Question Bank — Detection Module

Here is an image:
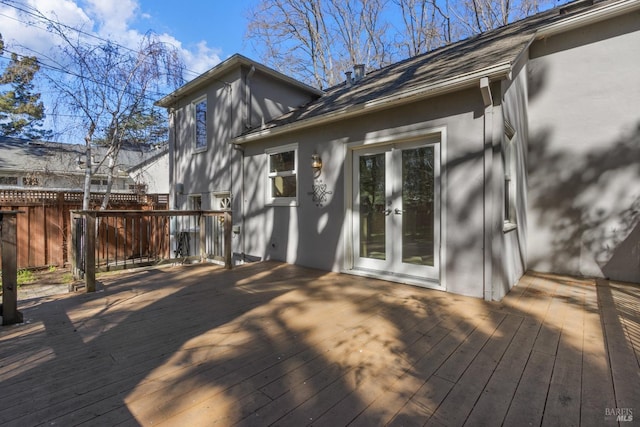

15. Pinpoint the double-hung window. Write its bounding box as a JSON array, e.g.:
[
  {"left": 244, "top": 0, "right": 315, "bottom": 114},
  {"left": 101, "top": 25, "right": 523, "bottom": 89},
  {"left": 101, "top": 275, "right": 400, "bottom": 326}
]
[
  {"left": 194, "top": 96, "right": 207, "bottom": 152},
  {"left": 266, "top": 144, "right": 298, "bottom": 206}
]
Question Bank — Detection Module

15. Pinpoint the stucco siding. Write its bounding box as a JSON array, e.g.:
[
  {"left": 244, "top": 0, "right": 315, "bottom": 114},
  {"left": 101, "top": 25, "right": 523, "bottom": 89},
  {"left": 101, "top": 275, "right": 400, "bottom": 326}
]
[
  {"left": 171, "top": 72, "right": 241, "bottom": 210},
  {"left": 494, "top": 61, "right": 529, "bottom": 300},
  {"left": 527, "top": 11, "right": 640, "bottom": 282},
  {"left": 247, "top": 70, "right": 320, "bottom": 130},
  {"left": 240, "top": 88, "right": 489, "bottom": 298}
]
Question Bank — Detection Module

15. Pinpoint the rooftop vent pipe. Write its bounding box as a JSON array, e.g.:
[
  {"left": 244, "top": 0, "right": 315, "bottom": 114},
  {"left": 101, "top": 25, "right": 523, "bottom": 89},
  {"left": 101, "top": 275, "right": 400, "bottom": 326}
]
[
  {"left": 345, "top": 71, "right": 353, "bottom": 87},
  {"left": 354, "top": 64, "right": 365, "bottom": 81}
]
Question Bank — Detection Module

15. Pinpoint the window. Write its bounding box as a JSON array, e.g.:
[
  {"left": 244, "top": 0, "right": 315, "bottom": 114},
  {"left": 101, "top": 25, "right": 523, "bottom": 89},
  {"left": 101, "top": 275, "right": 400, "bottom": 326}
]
[
  {"left": 189, "top": 194, "right": 202, "bottom": 210},
  {"left": 0, "top": 176, "right": 18, "bottom": 185},
  {"left": 129, "top": 184, "right": 147, "bottom": 193},
  {"left": 23, "top": 177, "right": 39, "bottom": 186},
  {"left": 194, "top": 97, "right": 207, "bottom": 151},
  {"left": 266, "top": 144, "right": 298, "bottom": 206},
  {"left": 503, "top": 122, "right": 517, "bottom": 231},
  {"left": 214, "top": 191, "right": 232, "bottom": 211}
]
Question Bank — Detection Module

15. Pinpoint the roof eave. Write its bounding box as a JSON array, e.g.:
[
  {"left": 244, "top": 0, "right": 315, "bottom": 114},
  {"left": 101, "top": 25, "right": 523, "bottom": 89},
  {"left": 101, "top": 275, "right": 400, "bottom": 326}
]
[
  {"left": 232, "top": 62, "right": 513, "bottom": 145},
  {"left": 156, "top": 54, "right": 324, "bottom": 108},
  {"left": 536, "top": 0, "right": 640, "bottom": 38}
]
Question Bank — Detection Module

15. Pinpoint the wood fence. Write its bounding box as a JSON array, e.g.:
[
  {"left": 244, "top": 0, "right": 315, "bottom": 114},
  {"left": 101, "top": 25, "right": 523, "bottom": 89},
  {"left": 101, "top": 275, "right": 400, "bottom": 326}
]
[{"left": 0, "top": 190, "right": 168, "bottom": 269}]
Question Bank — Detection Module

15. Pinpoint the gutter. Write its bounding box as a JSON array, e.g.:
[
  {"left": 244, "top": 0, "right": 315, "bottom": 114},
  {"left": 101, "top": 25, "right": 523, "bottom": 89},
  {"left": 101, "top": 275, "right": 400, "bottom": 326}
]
[
  {"left": 232, "top": 62, "right": 513, "bottom": 144},
  {"left": 156, "top": 54, "right": 323, "bottom": 108},
  {"left": 536, "top": 0, "right": 640, "bottom": 38}
]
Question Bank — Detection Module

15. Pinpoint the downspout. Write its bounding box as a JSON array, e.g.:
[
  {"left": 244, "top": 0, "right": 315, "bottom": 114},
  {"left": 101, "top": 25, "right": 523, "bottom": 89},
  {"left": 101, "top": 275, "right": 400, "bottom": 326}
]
[
  {"left": 233, "top": 66, "right": 254, "bottom": 262},
  {"left": 169, "top": 108, "right": 177, "bottom": 210},
  {"left": 233, "top": 143, "right": 246, "bottom": 261},
  {"left": 480, "top": 76, "right": 494, "bottom": 301}
]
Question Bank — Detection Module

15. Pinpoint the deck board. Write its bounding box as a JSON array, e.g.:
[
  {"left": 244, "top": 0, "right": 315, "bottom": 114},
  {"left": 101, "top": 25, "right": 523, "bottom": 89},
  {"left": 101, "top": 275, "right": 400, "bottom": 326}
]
[{"left": 1, "top": 263, "right": 638, "bottom": 426}]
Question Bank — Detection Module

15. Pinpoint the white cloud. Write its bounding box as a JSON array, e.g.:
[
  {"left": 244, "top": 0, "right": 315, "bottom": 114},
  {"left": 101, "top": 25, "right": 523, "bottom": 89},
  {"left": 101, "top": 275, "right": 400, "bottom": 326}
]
[
  {"left": 160, "top": 37, "right": 222, "bottom": 77},
  {"left": 0, "top": 0, "right": 221, "bottom": 80},
  {"left": 0, "top": 0, "right": 91, "bottom": 56}
]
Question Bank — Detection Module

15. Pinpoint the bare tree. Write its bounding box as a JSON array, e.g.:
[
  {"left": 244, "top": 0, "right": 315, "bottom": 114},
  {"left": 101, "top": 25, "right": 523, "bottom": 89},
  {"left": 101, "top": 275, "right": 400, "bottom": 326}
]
[
  {"left": 246, "top": 0, "right": 555, "bottom": 87},
  {"left": 247, "top": 0, "right": 390, "bottom": 88},
  {"left": 44, "top": 27, "right": 183, "bottom": 210},
  {"left": 393, "top": 0, "right": 452, "bottom": 57},
  {"left": 326, "top": 0, "right": 391, "bottom": 78},
  {"left": 451, "top": 0, "right": 553, "bottom": 35}
]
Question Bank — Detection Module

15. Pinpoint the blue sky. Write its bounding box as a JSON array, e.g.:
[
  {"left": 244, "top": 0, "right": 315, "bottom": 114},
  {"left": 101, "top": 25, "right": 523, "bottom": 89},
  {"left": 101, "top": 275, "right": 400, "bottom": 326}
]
[
  {"left": 0, "top": 0, "right": 255, "bottom": 81},
  {"left": 0, "top": 0, "right": 256, "bottom": 140},
  {"left": 135, "top": 0, "right": 255, "bottom": 75},
  {"left": 136, "top": 0, "right": 253, "bottom": 59}
]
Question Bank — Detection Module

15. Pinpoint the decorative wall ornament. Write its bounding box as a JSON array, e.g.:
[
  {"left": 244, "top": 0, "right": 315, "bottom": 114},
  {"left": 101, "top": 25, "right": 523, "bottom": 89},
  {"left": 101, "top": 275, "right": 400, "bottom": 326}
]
[{"left": 308, "top": 179, "right": 333, "bottom": 207}]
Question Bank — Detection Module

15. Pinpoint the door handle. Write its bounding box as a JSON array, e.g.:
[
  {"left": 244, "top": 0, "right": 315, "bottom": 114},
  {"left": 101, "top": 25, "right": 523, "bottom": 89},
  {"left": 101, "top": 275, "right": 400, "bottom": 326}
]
[
  {"left": 383, "top": 209, "right": 392, "bottom": 216},
  {"left": 394, "top": 208, "right": 404, "bottom": 215}
]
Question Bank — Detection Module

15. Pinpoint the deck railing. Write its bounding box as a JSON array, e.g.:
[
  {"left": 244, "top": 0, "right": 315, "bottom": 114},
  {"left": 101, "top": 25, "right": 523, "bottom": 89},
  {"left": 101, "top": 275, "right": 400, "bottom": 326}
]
[{"left": 71, "top": 210, "right": 232, "bottom": 292}]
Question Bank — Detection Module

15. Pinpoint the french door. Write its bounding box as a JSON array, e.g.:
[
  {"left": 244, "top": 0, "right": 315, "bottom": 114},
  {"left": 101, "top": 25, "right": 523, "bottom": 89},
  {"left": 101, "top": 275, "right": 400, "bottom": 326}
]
[{"left": 352, "top": 141, "right": 440, "bottom": 283}]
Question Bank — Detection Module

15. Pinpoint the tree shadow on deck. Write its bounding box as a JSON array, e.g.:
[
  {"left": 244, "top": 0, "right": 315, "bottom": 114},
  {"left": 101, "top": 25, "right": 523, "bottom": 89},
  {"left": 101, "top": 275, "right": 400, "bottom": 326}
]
[{"left": 0, "top": 263, "right": 638, "bottom": 426}]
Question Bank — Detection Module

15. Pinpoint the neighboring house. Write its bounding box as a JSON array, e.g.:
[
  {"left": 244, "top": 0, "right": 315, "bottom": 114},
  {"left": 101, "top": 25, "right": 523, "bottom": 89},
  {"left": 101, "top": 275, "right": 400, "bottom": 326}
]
[
  {"left": 127, "top": 146, "right": 170, "bottom": 194},
  {"left": 0, "top": 137, "right": 168, "bottom": 194},
  {"left": 157, "top": 0, "right": 640, "bottom": 300}
]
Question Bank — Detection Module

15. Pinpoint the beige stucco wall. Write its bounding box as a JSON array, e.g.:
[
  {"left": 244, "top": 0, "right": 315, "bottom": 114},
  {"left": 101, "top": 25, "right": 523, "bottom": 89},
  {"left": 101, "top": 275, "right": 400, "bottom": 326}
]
[
  {"left": 239, "top": 87, "right": 492, "bottom": 298},
  {"left": 169, "top": 65, "right": 318, "bottom": 205},
  {"left": 493, "top": 60, "right": 530, "bottom": 300},
  {"left": 527, "top": 11, "right": 640, "bottom": 282}
]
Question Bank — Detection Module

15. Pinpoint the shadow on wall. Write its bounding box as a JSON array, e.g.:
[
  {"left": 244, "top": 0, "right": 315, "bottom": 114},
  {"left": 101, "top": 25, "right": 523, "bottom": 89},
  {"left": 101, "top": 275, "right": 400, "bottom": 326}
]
[{"left": 528, "top": 122, "right": 640, "bottom": 283}]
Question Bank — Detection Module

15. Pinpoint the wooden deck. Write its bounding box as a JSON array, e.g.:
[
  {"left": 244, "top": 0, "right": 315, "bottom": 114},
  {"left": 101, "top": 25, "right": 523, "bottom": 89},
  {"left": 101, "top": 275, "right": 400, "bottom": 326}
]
[{"left": 1, "top": 262, "right": 638, "bottom": 426}]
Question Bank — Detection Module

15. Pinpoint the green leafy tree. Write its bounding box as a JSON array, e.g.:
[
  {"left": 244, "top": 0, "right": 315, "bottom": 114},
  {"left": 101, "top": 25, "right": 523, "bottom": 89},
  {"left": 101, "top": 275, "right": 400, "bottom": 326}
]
[{"left": 0, "top": 33, "right": 51, "bottom": 139}]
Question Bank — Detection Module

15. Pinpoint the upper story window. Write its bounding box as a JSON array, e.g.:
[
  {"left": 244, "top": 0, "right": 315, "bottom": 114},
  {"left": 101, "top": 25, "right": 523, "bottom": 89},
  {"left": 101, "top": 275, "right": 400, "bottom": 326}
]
[
  {"left": 266, "top": 144, "right": 298, "bottom": 206},
  {"left": 0, "top": 176, "right": 18, "bottom": 185},
  {"left": 23, "top": 177, "right": 39, "bottom": 186},
  {"left": 194, "top": 96, "right": 207, "bottom": 152},
  {"left": 189, "top": 194, "right": 202, "bottom": 210}
]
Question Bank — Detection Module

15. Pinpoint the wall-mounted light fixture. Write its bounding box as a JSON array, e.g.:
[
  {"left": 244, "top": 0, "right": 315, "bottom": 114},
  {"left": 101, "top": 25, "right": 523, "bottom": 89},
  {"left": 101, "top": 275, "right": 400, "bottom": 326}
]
[{"left": 311, "top": 153, "right": 322, "bottom": 170}]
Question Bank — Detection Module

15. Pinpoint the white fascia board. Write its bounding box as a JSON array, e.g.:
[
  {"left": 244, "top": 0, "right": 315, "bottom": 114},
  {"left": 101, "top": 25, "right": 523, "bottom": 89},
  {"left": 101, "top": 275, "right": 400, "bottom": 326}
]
[
  {"left": 156, "top": 54, "right": 323, "bottom": 108},
  {"left": 536, "top": 0, "right": 640, "bottom": 38},
  {"left": 0, "top": 167, "right": 86, "bottom": 177},
  {"left": 232, "top": 62, "right": 513, "bottom": 145}
]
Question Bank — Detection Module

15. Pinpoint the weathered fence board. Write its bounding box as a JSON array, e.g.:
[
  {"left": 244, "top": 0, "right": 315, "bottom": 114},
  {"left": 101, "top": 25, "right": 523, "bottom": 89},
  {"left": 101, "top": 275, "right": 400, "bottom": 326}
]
[
  {"left": 0, "top": 190, "right": 168, "bottom": 269},
  {"left": 1, "top": 211, "right": 23, "bottom": 325}
]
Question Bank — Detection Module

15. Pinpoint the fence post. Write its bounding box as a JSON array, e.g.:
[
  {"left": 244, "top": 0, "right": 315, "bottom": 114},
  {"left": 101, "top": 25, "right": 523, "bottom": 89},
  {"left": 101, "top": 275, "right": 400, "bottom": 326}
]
[
  {"left": 70, "top": 211, "right": 78, "bottom": 279},
  {"left": 224, "top": 211, "right": 232, "bottom": 269},
  {"left": 85, "top": 212, "right": 96, "bottom": 292},
  {"left": 1, "top": 211, "right": 23, "bottom": 325}
]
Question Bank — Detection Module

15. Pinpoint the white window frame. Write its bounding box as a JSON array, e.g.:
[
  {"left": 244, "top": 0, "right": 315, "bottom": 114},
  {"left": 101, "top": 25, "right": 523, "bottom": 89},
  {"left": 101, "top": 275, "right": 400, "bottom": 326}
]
[
  {"left": 503, "top": 122, "right": 517, "bottom": 232},
  {"left": 266, "top": 143, "right": 298, "bottom": 206},
  {"left": 193, "top": 96, "right": 208, "bottom": 153},
  {"left": 213, "top": 191, "right": 232, "bottom": 211},
  {"left": 189, "top": 194, "right": 202, "bottom": 210}
]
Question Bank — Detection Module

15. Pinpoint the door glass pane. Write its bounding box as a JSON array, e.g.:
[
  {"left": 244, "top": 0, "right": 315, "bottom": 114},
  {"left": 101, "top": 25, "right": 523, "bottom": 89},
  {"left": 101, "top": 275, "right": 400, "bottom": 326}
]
[
  {"left": 402, "top": 147, "right": 434, "bottom": 266},
  {"left": 359, "top": 153, "right": 386, "bottom": 260}
]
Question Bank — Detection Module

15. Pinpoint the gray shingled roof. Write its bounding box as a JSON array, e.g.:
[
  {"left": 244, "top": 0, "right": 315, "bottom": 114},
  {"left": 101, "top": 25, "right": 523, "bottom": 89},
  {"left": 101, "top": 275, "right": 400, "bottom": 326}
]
[
  {"left": 0, "top": 137, "right": 162, "bottom": 176},
  {"left": 239, "top": 0, "right": 613, "bottom": 137}
]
